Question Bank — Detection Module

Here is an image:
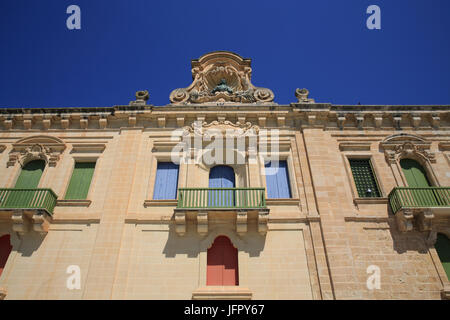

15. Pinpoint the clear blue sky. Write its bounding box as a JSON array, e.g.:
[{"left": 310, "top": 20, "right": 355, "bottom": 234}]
[{"left": 1, "top": 0, "right": 449, "bottom": 108}]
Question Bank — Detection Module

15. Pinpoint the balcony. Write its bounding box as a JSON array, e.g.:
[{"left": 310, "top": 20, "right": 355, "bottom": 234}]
[
  {"left": 388, "top": 187, "right": 450, "bottom": 232},
  {"left": 177, "top": 188, "right": 266, "bottom": 209},
  {"left": 175, "top": 188, "right": 269, "bottom": 236},
  {"left": 0, "top": 188, "right": 57, "bottom": 234}
]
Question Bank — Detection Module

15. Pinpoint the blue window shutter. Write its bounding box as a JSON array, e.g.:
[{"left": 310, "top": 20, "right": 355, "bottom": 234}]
[
  {"left": 209, "top": 166, "right": 235, "bottom": 188},
  {"left": 265, "top": 160, "right": 292, "bottom": 199},
  {"left": 208, "top": 166, "right": 235, "bottom": 207},
  {"left": 265, "top": 161, "right": 279, "bottom": 199},
  {"left": 153, "top": 162, "right": 179, "bottom": 200}
]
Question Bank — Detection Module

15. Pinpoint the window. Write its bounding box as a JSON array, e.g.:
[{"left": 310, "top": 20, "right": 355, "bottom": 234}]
[
  {"left": 435, "top": 233, "right": 450, "bottom": 280},
  {"left": 207, "top": 236, "right": 238, "bottom": 286},
  {"left": 265, "top": 160, "right": 292, "bottom": 199},
  {"left": 400, "top": 159, "right": 431, "bottom": 187},
  {"left": 153, "top": 162, "right": 179, "bottom": 200},
  {"left": 0, "top": 235, "right": 12, "bottom": 278},
  {"left": 349, "top": 159, "right": 381, "bottom": 198},
  {"left": 15, "top": 160, "right": 45, "bottom": 188},
  {"left": 208, "top": 165, "right": 235, "bottom": 207},
  {"left": 65, "top": 162, "right": 96, "bottom": 200}
]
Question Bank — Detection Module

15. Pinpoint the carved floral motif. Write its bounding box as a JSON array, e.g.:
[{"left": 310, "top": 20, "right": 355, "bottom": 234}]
[
  {"left": 182, "top": 120, "right": 259, "bottom": 139},
  {"left": 380, "top": 134, "right": 435, "bottom": 164},
  {"left": 7, "top": 136, "right": 66, "bottom": 167}
]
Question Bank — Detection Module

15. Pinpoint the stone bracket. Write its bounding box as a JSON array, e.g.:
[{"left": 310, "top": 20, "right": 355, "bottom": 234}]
[
  {"left": 395, "top": 208, "right": 435, "bottom": 233},
  {"left": 236, "top": 211, "right": 248, "bottom": 235},
  {"left": 11, "top": 210, "right": 52, "bottom": 235},
  {"left": 197, "top": 210, "right": 208, "bottom": 236},
  {"left": 258, "top": 210, "right": 269, "bottom": 235},
  {"left": 417, "top": 209, "right": 434, "bottom": 232},
  {"left": 395, "top": 209, "right": 414, "bottom": 232},
  {"left": 174, "top": 209, "right": 270, "bottom": 236},
  {"left": 175, "top": 211, "right": 186, "bottom": 236}
]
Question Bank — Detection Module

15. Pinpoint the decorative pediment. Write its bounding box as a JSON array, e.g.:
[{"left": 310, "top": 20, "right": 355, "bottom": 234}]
[
  {"left": 169, "top": 51, "right": 275, "bottom": 105},
  {"left": 380, "top": 134, "right": 435, "bottom": 164},
  {"left": 7, "top": 135, "right": 66, "bottom": 167}
]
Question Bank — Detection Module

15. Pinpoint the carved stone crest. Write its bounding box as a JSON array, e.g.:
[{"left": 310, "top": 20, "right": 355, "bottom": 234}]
[
  {"left": 129, "top": 90, "right": 149, "bottom": 106},
  {"left": 169, "top": 51, "right": 275, "bottom": 104},
  {"left": 380, "top": 134, "right": 435, "bottom": 164},
  {"left": 295, "top": 88, "right": 315, "bottom": 103},
  {"left": 7, "top": 136, "right": 66, "bottom": 167},
  {"left": 182, "top": 120, "right": 259, "bottom": 139}
]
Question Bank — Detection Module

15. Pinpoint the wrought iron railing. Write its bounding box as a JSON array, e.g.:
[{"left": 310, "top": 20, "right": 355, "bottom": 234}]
[
  {"left": 0, "top": 188, "right": 58, "bottom": 215},
  {"left": 177, "top": 188, "right": 266, "bottom": 209},
  {"left": 388, "top": 187, "right": 450, "bottom": 214}
]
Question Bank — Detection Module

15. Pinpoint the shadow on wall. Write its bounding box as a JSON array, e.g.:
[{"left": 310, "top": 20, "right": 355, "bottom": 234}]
[
  {"left": 17, "top": 232, "right": 47, "bottom": 257},
  {"left": 387, "top": 219, "right": 430, "bottom": 254},
  {"left": 162, "top": 223, "right": 266, "bottom": 258}
]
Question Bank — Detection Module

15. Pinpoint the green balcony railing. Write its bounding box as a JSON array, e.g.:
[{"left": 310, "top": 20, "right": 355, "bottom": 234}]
[
  {"left": 388, "top": 187, "right": 450, "bottom": 215},
  {"left": 177, "top": 188, "right": 266, "bottom": 209},
  {"left": 0, "top": 188, "right": 58, "bottom": 215}
]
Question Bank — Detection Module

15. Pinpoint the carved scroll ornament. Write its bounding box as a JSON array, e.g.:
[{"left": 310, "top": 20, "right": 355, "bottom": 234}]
[{"left": 169, "top": 51, "right": 275, "bottom": 104}]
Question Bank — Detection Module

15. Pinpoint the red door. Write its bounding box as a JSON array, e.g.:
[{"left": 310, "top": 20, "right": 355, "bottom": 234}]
[
  {"left": 207, "top": 236, "right": 238, "bottom": 286},
  {"left": 0, "top": 235, "right": 12, "bottom": 277}
]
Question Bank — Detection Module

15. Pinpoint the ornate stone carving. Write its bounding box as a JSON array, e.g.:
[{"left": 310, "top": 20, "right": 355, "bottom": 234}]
[
  {"left": 7, "top": 135, "right": 66, "bottom": 167},
  {"left": 129, "top": 90, "right": 149, "bottom": 106},
  {"left": 236, "top": 211, "right": 248, "bottom": 235},
  {"left": 197, "top": 210, "right": 208, "bottom": 236},
  {"left": 183, "top": 120, "right": 259, "bottom": 139},
  {"left": 380, "top": 134, "right": 435, "bottom": 164},
  {"left": 417, "top": 209, "right": 434, "bottom": 232},
  {"left": 175, "top": 211, "right": 186, "bottom": 236},
  {"left": 395, "top": 209, "right": 414, "bottom": 232},
  {"left": 169, "top": 51, "right": 275, "bottom": 104},
  {"left": 258, "top": 210, "right": 269, "bottom": 235},
  {"left": 295, "top": 88, "right": 315, "bottom": 103},
  {"left": 394, "top": 142, "right": 435, "bottom": 163}
]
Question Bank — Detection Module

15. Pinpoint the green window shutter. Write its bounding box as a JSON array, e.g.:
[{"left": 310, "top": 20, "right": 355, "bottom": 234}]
[
  {"left": 349, "top": 159, "right": 381, "bottom": 198},
  {"left": 14, "top": 160, "right": 45, "bottom": 189},
  {"left": 435, "top": 233, "right": 450, "bottom": 280},
  {"left": 65, "top": 162, "right": 96, "bottom": 200},
  {"left": 400, "top": 159, "right": 431, "bottom": 187}
]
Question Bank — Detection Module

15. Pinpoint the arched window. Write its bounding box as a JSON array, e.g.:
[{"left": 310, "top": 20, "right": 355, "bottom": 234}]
[
  {"left": 208, "top": 166, "right": 235, "bottom": 207},
  {"left": 15, "top": 160, "right": 45, "bottom": 189},
  {"left": 400, "top": 159, "right": 431, "bottom": 188},
  {"left": 0, "top": 235, "right": 12, "bottom": 277},
  {"left": 435, "top": 233, "right": 450, "bottom": 280},
  {"left": 207, "top": 236, "right": 239, "bottom": 286}
]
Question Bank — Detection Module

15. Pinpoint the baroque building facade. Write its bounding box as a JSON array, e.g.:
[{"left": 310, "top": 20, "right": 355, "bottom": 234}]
[{"left": 0, "top": 51, "right": 449, "bottom": 300}]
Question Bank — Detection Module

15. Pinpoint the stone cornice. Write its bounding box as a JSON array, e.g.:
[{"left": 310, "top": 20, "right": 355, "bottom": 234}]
[{"left": 0, "top": 103, "right": 448, "bottom": 131}]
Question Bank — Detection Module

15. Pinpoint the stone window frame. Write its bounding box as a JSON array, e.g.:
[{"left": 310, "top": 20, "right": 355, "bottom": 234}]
[
  {"left": 259, "top": 151, "right": 300, "bottom": 201},
  {"left": 197, "top": 227, "right": 248, "bottom": 288},
  {"left": 146, "top": 153, "right": 184, "bottom": 203},
  {"left": 380, "top": 135, "right": 440, "bottom": 188},
  {"left": 8, "top": 157, "right": 50, "bottom": 189},
  {"left": 341, "top": 153, "right": 386, "bottom": 202},
  {"left": 57, "top": 156, "right": 100, "bottom": 207}
]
